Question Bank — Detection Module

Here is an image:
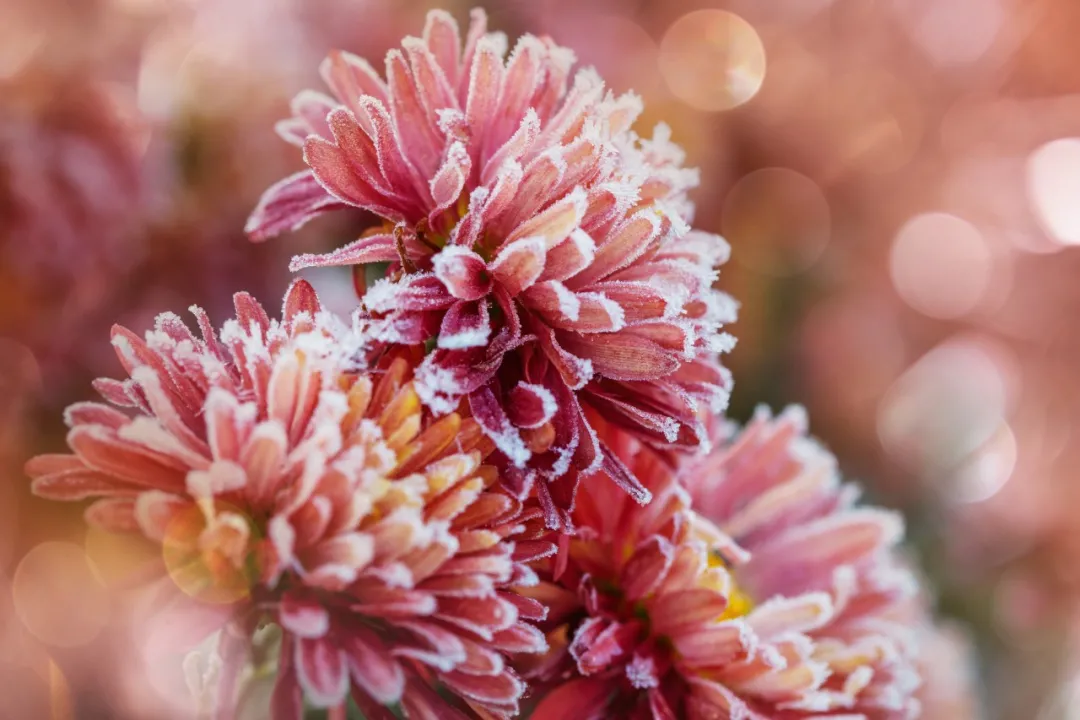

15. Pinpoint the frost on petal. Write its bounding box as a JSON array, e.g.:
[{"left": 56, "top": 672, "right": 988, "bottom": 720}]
[
  {"left": 288, "top": 89, "right": 337, "bottom": 142},
  {"left": 432, "top": 246, "right": 492, "bottom": 301},
  {"left": 469, "top": 386, "right": 530, "bottom": 469},
  {"left": 522, "top": 281, "right": 581, "bottom": 323},
  {"left": 422, "top": 10, "right": 463, "bottom": 85},
  {"left": 504, "top": 186, "right": 588, "bottom": 249},
  {"left": 438, "top": 300, "right": 491, "bottom": 349},
  {"left": 429, "top": 141, "right": 471, "bottom": 224},
  {"left": 569, "top": 210, "right": 663, "bottom": 287},
  {"left": 538, "top": 228, "right": 595, "bottom": 283},
  {"left": 464, "top": 36, "right": 505, "bottom": 162},
  {"left": 288, "top": 233, "right": 398, "bottom": 271},
  {"left": 560, "top": 331, "right": 679, "bottom": 382},
  {"left": 489, "top": 236, "right": 547, "bottom": 296},
  {"left": 506, "top": 382, "right": 557, "bottom": 429},
  {"left": 482, "top": 108, "right": 540, "bottom": 185},
  {"left": 245, "top": 171, "right": 345, "bottom": 242},
  {"left": 319, "top": 50, "right": 389, "bottom": 113}
]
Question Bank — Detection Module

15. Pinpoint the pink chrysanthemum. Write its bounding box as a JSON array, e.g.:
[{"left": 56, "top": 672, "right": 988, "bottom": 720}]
[
  {"left": 25, "top": 281, "right": 553, "bottom": 718},
  {"left": 680, "top": 407, "right": 924, "bottom": 718},
  {"left": 523, "top": 409, "right": 923, "bottom": 719},
  {"left": 246, "top": 8, "right": 736, "bottom": 524}
]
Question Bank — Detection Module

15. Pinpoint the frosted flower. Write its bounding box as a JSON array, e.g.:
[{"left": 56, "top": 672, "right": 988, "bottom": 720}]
[
  {"left": 25, "top": 281, "right": 552, "bottom": 718},
  {"left": 524, "top": 411, "right": 923, "bottom": 718},
  {"left": 247, "top": 8, "right": 736, "bottom": 524},
  {"left": 680, "top": 407, "right": 924, "bottom": 718}
]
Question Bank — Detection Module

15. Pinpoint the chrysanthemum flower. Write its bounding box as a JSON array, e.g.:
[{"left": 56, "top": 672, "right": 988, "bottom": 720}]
[
  {"left": 246, "top": 8, "right": 736, "bottom": 524},
  {"left": 524, "top": 409, "right": 923, "bottom": 719},
  {"left": 25, "top": 280, "right": 553, "bottom": 718}
]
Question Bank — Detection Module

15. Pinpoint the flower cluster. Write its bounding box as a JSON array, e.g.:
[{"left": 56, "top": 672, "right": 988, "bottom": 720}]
[
  {"left": 24, "top": 7, "right": 973, "bottom": 719},
  {"left": 247, "top": 8, "right": 736, "bottom": 527}
]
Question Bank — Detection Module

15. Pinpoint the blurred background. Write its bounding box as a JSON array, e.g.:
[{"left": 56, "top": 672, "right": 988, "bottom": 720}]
[{"left": 2, "top": 0, "right": 1079, "bottom": 716}]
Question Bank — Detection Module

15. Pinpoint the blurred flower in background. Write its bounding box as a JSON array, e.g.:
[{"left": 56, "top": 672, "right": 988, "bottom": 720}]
[{"left": 4, "top": 0, "right": 1080, "bottom": 717}]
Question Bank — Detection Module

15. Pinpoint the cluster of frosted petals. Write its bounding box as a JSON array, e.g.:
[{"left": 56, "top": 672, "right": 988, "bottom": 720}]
[
  {"left": 521, "top": 416, "right": 922, "bottom": 719},
  {"left": 25, "top": 281, "right": 554, "bottom": 718},
  {"left": 682, "top": 407, "right": 923, "bottom": 718},
  {"left": 245, "top": 8, "right": 736, "bottom": 524}
]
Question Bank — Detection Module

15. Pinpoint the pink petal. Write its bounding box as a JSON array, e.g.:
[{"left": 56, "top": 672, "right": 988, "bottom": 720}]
[
  {"left": 133, "top": 491, "right": 188, "bottom": 541},
  {"left": 747, "top": 594, "right": 834, "bottom": 638},
  {"left": 320, "top": 49, "right": 389, "bottom": 113},
  {"left": 63, "top": 402, "right": 129, "bottom": 429},
  {"left": 531, "top": 677, "right": 612, "bottom": 720},
  {"left": 432, "top": 246, "right": 492, "bottom": 301},
  {"left": 672, "top": 621, "right": 754, "bottom": 668},
  {"left": 341, "top": 626, "right": 406, "bottom": 705},
  {"left": 245, "top": 170, "right": 345, "bottom": 242},
  {"left": 295, "top": 637, "right": 349, "bottom": 708},
  {"left": 402, "top": 35, "right": 458, "bottom": 116},
  {"left": 490, "top": 237, "right": 547, "bottom": 296},
  {"left": 85, "top": 498, "right": 139, "bottom": 532},
  {"left": 288, "top": 234, "right": 398, "bottom": 271},
  {"left": 68, "top": 426, "right": 186, "bottom": 490},
  {"left": 621, "top": 535, "right": 674, "bottom": 601},
  {"left": 440, "top": 668, "right": 525, "bottom": 706},
  {"left": 437, "top": 300, "right": 491, "bottom": 350},
  {"left": 279, "top": 594, "right": 331, "bottom": 639},
  {"left": 537, "top": 228, "right": 595, "bottom": 282},
  {"left": 559, "top": 331, "right": 680, "bottom": 382},
  {"left": 522, "top": 280, "right": 581, "bottom": 323},
  {"left": 557, "top": 292, "right": 625, "bottom": 333},
  {"left": 506, "top": 382, "right": 557, "bottom": 429},
  {"left": 464, "top": 36, "right": 505, "bottom": 162},
  {"left": 271, "top": 637, "right": 304, "bottom": 720},
  {"left": 485, "top": 36, "right": 544, "bottom": 155},
  {"left": 287, "top": 89, "right": 337, "bottom": 142},
  {"left": 435, "top": 594, "right": 518, "bottom": 641},
  {"left": 569, "top": 211, "right": 663, "bottom": 287},
  {"left": 649, "top": 589, "right": 731, "bottom": 637},
  {"left": 422, "top": 10, "right": 463, "bottom": 85},
  {"left": 386, "top": 49, "right": 443, "bottom": 178},
  {"left": 31, "top": 469, "right": 136, "bottom": 501},
  {"left": 469, "top": 387, "right": 530, "bottom": 468},
  {"left": 303, "top": 137, "right": 403, "bottom": 221},
  {"left": 599, "top": 443, "right": 652, "bottom": 505},
  {"left": 482, "top": 108, "right": 540, "bottom": 184},
  {"left": 429, "top": 141, "right": 471, "bottom": 225},
  {"left": 504, "top": 185, "right": 587, "bottom": 249},
  {"left": 532, "top": 322, "right": 593, "bottom": 390},
  {"left": 489, "top": 623, "right": 549, "bottom": 654},
  {"left": 586, "top": 280, "right": 671, "bottom": 322},
  {"left": 570, "top": 617, "right": 639, "bottom": 675}
]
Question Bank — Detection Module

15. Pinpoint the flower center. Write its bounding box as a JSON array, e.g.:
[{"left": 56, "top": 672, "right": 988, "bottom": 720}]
[
  {"left": 708, "top": 549, "right": 754, "bottom": 621},
  {"left": 162, "top": 502, "right": 260, "bottom": 606}
]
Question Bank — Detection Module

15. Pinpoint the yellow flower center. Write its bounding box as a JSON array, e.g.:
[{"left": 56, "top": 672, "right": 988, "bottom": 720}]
[{"left": 708, "top": 549, "right": 754, "bottom": 621}]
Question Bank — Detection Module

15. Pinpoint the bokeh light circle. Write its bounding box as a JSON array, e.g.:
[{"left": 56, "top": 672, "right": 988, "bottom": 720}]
[
  {"left": 950, "top": 422, "right": 1017, "bottom": 504},
  {"left": 890, "top": 0, "right": 1004, "bottom": 67},
  {"left": 12, "top": 542, "right": 108, "bottom": 648},
  {"left": 889, "top": 212, "right": 992, "bottom": 319},
  {"left": 722, "top": 167, "right": 831, "bottom": 276},
  {"left": 659, "top": 10, "right": 766, "bottom": 112},
  {"left": 878, "top": 337, "right": 1018, "bottom": 474},
  {"left": 1027, "top": 138, "right": 1080, "bottom": 248}
]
